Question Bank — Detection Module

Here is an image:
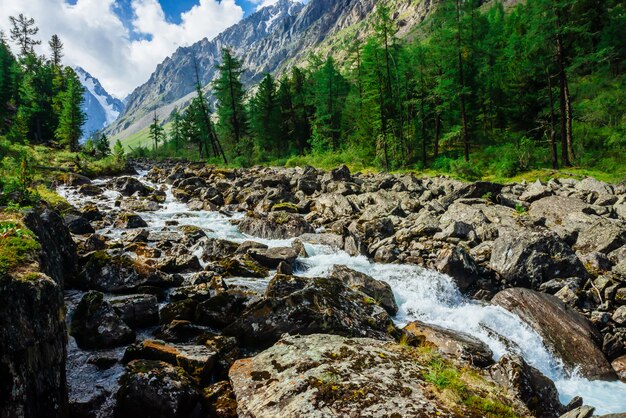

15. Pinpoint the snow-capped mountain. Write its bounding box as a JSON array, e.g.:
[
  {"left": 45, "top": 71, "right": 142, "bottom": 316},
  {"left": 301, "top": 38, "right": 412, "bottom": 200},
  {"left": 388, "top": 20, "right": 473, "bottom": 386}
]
[{"left": 75, "top": 66, "right": 124, "bottom": 140}]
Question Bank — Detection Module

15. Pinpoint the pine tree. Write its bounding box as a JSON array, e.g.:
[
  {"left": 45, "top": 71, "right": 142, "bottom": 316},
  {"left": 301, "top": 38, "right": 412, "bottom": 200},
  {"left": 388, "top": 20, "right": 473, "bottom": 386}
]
[
  {"left": 250, "top": 73, "right": 282, "bottom": 158},
  {"left": 95, "top": 133, "right": 110, "bottom": 157},
  {"left": 48, "top": 35, "right": 63, "bottom": 68},
  {"left": 309, "top": 57, "right": 349, "bottom": 152},
  {"left": 149, "top": 111, "right": 164, "bottom": 151},
  {"left": 55, "top": 67, "right": 85, "bottom": 151},
  {"left": 9, "top": 14, "right": 41, "bottom": 56},
  {"left": 169, "top": 107, "right": 183, "bottom": 156},
  {"left": 113, "top": 140, "right": 125, "bottom": 163},
  {"left": 213, "top": 48, "right": 248, "bottom": 158}
]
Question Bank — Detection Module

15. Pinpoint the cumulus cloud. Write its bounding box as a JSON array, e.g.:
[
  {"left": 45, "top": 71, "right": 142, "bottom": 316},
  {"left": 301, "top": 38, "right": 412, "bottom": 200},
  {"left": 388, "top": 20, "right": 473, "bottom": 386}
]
[{"left": 0, "top": 0, "right": 244, "bottom": 98}]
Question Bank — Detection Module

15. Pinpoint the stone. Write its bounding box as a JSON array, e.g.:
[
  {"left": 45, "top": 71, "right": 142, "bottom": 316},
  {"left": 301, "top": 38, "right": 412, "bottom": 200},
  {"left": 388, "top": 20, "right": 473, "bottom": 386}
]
[
  {"left": 24, "top": 209, "right": 77, "bottom": 287},
  {"left": 489, "top": 355, "right": 564, "bottom": 418},
  {"left": 157, "top": 254, "right": 201, "bottom": 274},
  {"left": 329, "top": 265, "right": 398, "bottom": 315},
  {"left": 0, "top": 272, "right": 67, "bottom": 418},
  {"left": 223, "top": 275, "right": 393, "bottom": 348},
  {"left": 202, "top": 238, "right": 239, "bottom": 262},
  {"left": 520, "top": 179, "right": 553, "bottom": 203},
  {"left": 114, "top": 212, "right": 148, "bottom": 229},
  {"left": 490, "top": 229, "right": 588, "bottom": 289},
  {"left": 220, "top": 255, "right": 268, "bottom": 278},
  {"left": 574, "top": 220, "right": 626, "bottom": 255},
  {"left": 195, "top": 291, "right": 253, "bottom": 329},
  {"left": 612, "top": 355, "right": 626, "bottom": 382},
  {"left": 109, "top": 294, "right": 159, "bottom": 328},
  {"left": 64, "top": 214, "right": 95, "bottom": 235},
  {"left": 248, "top": 246, "right": 298, "bottom": 268},
  {"left": 492, "top": 288, "right": 615, "bottom": 379},
  {"left": 613, "top": 306, "right": 626, "bottom": 325},
  {"left": 238, "top": 211, "right": 314, "bottom": 239},
  {"left": 114, "top": 360, "right": 203, "bottom": 418},
  {"left": 229, "top": 333, "right": 528, "bottom": 418},
  {"left": 558, "top": 406, "right": 595, "bottom": 418},
  {"left": 435, "top": 246, "right": 479, "bottom": 293},
  {"left": 106, "top": 176, "right": 154, "bottom": 197},
  {"left": 203, "top": 381, "right": 238, "bottom": 418},
  {"left": 123, "top": 340, "right": 216, "bottom": 382},
  {"left": 70, "top": 291, "right": 135, "bottom": 349},
  {"left": 404, "top": 321, "right": 493, "bottom": 367}
]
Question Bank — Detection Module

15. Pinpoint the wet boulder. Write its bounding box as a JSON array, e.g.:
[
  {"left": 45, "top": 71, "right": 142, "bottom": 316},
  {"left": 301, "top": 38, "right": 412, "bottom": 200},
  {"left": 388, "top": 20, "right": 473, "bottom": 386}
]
[
  {"left": 114, "top": 212, "right": 148, "bottom": 229},
  {"left": 114, "top": 360, "right": 203, "bottom": 418},
  {"left": 248, "top": 246, "right": 298, "bottom": 269},
  {"left": 329, "top": 265, "right": 398, "bottom": 315},
  {"left": 123, "top": 340, "right": 216, "bottom": 383},
  {"left": 78, "top": 184, "right": 103, "bottom": 196},
  {"left": 220, "top": 254, "right": 268, "bottom": 278},
  {"left": 489, "top": 354, "right": 564, "bottom": 418},
  {"left": 70, "top": 291, "right": 135, "bottom": 349},
  {"left": 157, "top": 254, "right": 201, "bottom": 274},
  {"left": 109, "top": 294, "right": 159, "bottom": 328},
  {"left": 435, "top": 246, "right": 480, "bottom": 293},
  {"left": 492, "top": 288, "right": 616, "bottom": 379},
  {"left": 238, "top": 211, "right": 314, "bottom": 239},
  {"left": 490, "top": 229, "right": 588, "bottom": 289},
  {"left": 107, "top": 176, "right": 154, "bottom": 197},
  {"left": 195, "top": 291, "right": 255, "bottom": 329},
  {"left": 223, "top": 275, "right": 393, "bottom": 348},
  {"left": 64, "top": 214, "right": 95, "bottom": 235},
  {"left": 74, "top": 251, "right": 179, "bottom": 293},
  {"left": 404, "top": 321, "right": 493, "bottom": 367},
  {"left": 202, "top": 238, "right": 239, "bottom": 262}
]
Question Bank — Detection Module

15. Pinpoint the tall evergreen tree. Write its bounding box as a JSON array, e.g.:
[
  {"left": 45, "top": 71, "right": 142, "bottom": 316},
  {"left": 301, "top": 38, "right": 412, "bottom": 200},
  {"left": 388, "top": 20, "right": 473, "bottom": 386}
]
[
  {"left": 213, "top": 48, "right": 247, "bottom": 158},
  {"left": 48, "top": 34, "right": 63, "bottom": 68},
  {"left": 149, "top": 111, "right": 164, "bottom": 151},
  {"left": 250, "top": 73, "right": 282, "bottom": 158},
  {"left": 9, "top": 14, "right": 41, "bottom": 56},
  {"left": 55, "top": 67, "right": 85, "bottom": 151}
]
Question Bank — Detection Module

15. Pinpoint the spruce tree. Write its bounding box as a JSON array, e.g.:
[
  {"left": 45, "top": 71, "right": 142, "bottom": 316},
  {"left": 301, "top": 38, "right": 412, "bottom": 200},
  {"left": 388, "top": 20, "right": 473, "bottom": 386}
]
[
  {"left": 213, "top": 48, "right": 247, "bottom": 158},
  {"left": 48, "top": 35, "right": 63, "bottom": 68},
  {"left": 55, "top": 67, "right": 85, "bottom": 151},
  {"left": 250, "top": 73, "right": 281, "bottom": 158},
  {"left": 149, "top": 111, "right": 164, "bottom": 151}
]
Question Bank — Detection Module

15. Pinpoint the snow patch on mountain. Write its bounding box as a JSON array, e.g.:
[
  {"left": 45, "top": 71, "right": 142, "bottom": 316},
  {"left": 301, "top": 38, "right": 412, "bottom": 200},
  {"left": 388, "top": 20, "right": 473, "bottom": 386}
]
[{"left": 75, "top": 67, "right": 124, "bottom": 140}]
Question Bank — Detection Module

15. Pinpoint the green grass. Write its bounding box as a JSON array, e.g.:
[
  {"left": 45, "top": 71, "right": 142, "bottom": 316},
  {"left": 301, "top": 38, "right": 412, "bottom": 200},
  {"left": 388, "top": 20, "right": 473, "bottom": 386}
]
[{"left": 0, "top": 220, "right": 41, "bottom": 277}]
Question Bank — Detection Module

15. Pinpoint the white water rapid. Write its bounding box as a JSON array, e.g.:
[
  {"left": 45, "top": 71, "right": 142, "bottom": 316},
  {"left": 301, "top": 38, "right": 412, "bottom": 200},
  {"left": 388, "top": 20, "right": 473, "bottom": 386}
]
[{"left": 58, "top": 172, "right": 626, "bottom": 415}]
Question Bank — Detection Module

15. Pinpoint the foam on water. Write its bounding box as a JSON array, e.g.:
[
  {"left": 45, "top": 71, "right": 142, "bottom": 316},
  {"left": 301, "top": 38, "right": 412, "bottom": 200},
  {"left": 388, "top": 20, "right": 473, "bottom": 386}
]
[{"left": 57, "top": 173, "right": 626, "bottom": 415}]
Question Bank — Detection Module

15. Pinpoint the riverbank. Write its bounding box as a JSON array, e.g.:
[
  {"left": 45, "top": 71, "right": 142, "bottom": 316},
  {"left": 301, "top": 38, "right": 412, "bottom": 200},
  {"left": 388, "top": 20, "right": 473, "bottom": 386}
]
[{"left": 1, "top": 161, "right": 625, "bottom": 417}]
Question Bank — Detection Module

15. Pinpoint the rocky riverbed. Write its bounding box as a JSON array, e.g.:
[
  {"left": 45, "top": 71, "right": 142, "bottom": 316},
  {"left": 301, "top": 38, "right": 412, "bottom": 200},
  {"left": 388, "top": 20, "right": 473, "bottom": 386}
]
[{"left": 4, "top": 161, "right": 626, "bottom": 417}]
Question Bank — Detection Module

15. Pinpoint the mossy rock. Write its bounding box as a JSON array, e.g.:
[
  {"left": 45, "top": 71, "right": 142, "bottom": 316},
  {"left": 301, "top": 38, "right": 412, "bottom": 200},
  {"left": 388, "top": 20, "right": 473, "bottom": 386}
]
[{"left": 271, "top": 202, "right": 299, "bottom": 214}]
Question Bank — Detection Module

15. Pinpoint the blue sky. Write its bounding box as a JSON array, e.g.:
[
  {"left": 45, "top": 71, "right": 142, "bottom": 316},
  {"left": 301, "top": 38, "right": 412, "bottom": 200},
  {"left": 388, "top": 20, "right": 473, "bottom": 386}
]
[{"left": 0, "top": 0, "right": 281, "bottom": 97}]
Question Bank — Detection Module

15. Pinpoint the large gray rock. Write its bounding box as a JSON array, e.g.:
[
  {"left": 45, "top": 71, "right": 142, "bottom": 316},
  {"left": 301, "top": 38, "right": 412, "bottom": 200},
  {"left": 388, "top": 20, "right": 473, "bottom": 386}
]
[
  {"left": 404, "top": 321, "right": 493, "bottom": 367},
  {"left": 109, "top": 294, "right": 159, "bottom": 328},
  {"left": 490, "top": 229, "right": 588, "bottom": 288},
  {"left": 70, "top": 291, "right": 135, "bottom": 349},
  {"left": 0, "top": 272, "right": 68, "bottom": 418},
  {"left": 238, "top": 212, "right": 314, "bottom": 239},
  {"left": 223, "top": 275, "right": 393, "bottom": 348},
  {"left": 229, "top": 334, "right": 531, "bottom": 418},
  {"left": 492, "top": 288, "right": 616, "bottom": 379},
  {"left": 489, "top": 354, "right": 564, "bottom": 418},
  {"left": 329, "top": 265, "right": 398, "bottom": 315},
  {"left": 114, "top": 360, "right": 203, "bottom": 418}
]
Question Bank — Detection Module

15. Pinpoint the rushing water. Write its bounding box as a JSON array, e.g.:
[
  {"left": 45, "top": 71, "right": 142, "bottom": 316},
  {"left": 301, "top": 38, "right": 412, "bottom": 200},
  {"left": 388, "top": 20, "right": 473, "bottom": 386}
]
[{"left": 58, "top": 172, "right": 626, "bottom": 415}]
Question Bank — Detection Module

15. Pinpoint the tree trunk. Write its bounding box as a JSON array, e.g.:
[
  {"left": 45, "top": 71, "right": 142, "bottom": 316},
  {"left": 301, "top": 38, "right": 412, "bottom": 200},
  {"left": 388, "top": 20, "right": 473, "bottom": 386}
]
[
  {"left": 546, "top": 69, "right": 559, "bottom": 170},
  {"left": 564, "top": 76, "right": 575, "bottom": 162}
]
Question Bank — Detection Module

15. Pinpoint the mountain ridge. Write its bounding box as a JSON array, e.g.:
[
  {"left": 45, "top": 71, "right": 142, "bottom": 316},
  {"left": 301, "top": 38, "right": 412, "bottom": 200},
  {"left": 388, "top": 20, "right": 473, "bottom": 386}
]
[
  {"left": 107, "top": 0, "right": 435, "bottom": 143},
  {"left": 75, "top": 66, "right": 125, "bottom": 141}
]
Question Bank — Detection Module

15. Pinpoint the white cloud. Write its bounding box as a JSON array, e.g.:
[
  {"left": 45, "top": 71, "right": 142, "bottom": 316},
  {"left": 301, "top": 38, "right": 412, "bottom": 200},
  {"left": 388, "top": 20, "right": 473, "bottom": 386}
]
[{"left": 0, "top": 0, "right": 244, "bottom": 98}]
